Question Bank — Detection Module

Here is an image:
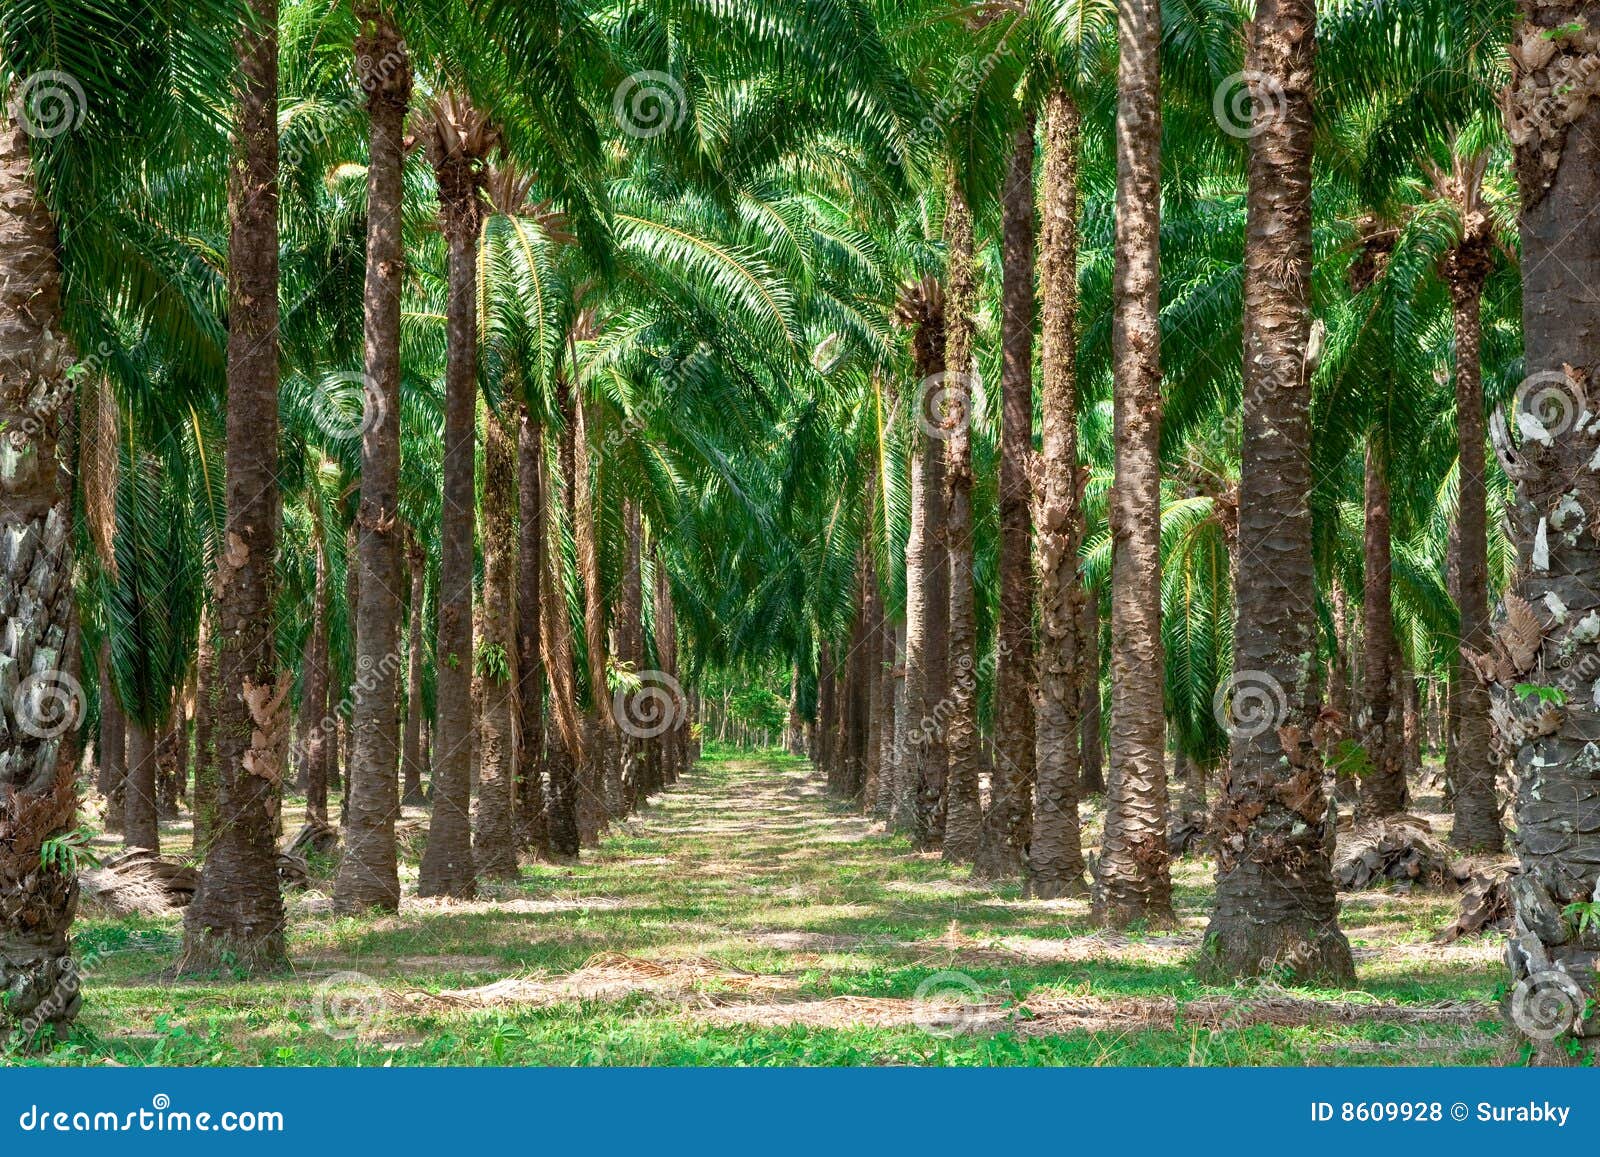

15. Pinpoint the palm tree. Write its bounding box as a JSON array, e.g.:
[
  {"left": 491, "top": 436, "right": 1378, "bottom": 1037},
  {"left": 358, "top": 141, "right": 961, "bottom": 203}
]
[
  {"left": 941, "top": 179, "right": 981, "bottom": 864},
  {"left": 1099, "top": 0, "right": 1171, "bottom": 928},
  {"left": 1495, "top": 0, "right": 1600, "bottom": 1060},
  {"left": 1428, "top": 147, "right": 1503, "bottom": 852},
  {"left": 474, "top": 399, "right": 521, "bottom": 878},
  {"left": 976, "top": 114, "right": 1039, "bottom": 880},
  {"left": 516, "top": 408, "right": 552, "bottom": 855},
  {"left": 333, "top": 4, "right": 413, "bottom": 916},
  {"left": 1197, "top": 0, "right": 1353, "bottom": 984},
  {"left": 1030, "top": 82, "right": 1091, "bottom": 899},
  {"left": 417, "top": 93, "right": 497, "bottom": 900},
  {"left": 182, "top": 0, "right": 291, "bottom": 975}
]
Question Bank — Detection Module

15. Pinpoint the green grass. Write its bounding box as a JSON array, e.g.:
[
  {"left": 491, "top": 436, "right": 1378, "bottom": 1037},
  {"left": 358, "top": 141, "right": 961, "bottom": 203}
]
[{"left": 10, "top": 751, "right": 1508, "bottom": 1066}]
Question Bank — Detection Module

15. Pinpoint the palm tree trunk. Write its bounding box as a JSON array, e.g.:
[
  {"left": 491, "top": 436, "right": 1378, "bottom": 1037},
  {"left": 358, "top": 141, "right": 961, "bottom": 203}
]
[
  {"left": 156, "top": 710, "right": 181, "bottom": 820},
  {"left": 182, "top": 0, "right": 290, "bottom": 974},
  {"left": 516, "top": 408, "right": 551, "bottom": 855},
  {"left": 334, "top": 9, "right": 411, "bottom": 914},
  {"left": 417, "top": 97, "right": 490, "bottom": 900},
  {"left": 472, "top": 406, "right": 521, "bottom": 878},
  {"left": 1198, "top": 0, "right": 1352, "bottom": 984},
  {"left": 618, "top": 500, "right": 644, "bottom": 809},
  {"left": 124, "top": 722, "right": 159, "bottom": 852},
  {"left": 937, "top": 179, "right": 980, "bottom": 861},
  {"left": 1359, "top": 435, "right": 1405, "bottom": 817},
  {"left": 1079, "top": 589, "right": 1105, "bottom": 794},
  {"left": 977, "top": 114, "right": 1039, "bottom": 880},
  {"left": 1446, "top": 231, "right": 1502, "bottom": 850},
  {"left": 98, "top": 643, "right": 126, "bottom": 833},
  {"left": 651, "top": 554, "right": 686, "bottom": 785},
  {"left": 303, "top": 534, "right": 332, "bottom": 825},
  {"left": 539, "top": 401, "right": 582, "bottom": 856},
  {"left": 572, "top": 390, "right": 616, "bottom": 838},
  {"left": 1495, "top": 1, "right": 1600, "bottom": 1059},
  {"left": 192, "top": 610, "right": 217, "bottom": 849},
  {"left": 934, "top": 174, "right": 979, "bottom": 857},
  {"left": 1029, "top": 86, "right": 1090, "bottom": 899},
  {"left": 1100, "top": 0, "right": 1172, "bottom": 927},
  {"left": 402, "top": 532, "right": 427, "bottom": 807},
  {"left": 0, "top": 95, "right": 81, "bottom": 1040}
]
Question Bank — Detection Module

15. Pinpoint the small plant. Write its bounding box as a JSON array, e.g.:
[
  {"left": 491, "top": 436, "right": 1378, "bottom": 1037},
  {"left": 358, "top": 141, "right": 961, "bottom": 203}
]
[
  {"left": 476, "top": 642, "right": 511, "bottom": 681},
  {"left": 1565, "top": 900, "right": 1600, "bottom": 938},
  {"left": 40, "top": 827, "right": 100, "bottom": 874},
  {"left": 1514, "top": 683, "right": 1567, "bottom": 706}
]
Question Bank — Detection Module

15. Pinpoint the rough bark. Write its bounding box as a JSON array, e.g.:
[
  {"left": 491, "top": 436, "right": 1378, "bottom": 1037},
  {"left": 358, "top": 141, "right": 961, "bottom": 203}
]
[
  {"left": 301, "top": 533, "right": 331, "bottom": 826},
  {"left": 472, "top": 406, "right": 520, "bottom": 879},
  {"left": 182, "top": 0, "right": 290, "bottom": 974},
  {"left": 192, "top": 611, "right": 217, "bottom": 849},
  {"left": 401, "top": 532, "right": 426, "bottom": 807},
  {"left": 516, "top": 409, "right": 550, "bottom": 855},
  {"left": 572, "top": 390, "right": 614, "bottom": 840},
  {"left": 417, "top": 95, "right": 492, "bottom": 900},
  {"left": 123, "top": 722, "right": 159, "bottom": 852},
  {"left": 0, "top": 75, "right": 82, "bottom": 1044},
  {"left": 155, "top": 710, "right": 180, "bottom": 820},
  {"left": 891, "top": 278, "right": 945, "bottom": 838},
  {"left": 1197, "top": 0, "right": 1353, "bottom": 984},
  {"left": 936, "top": 179, "right": 980, "bottom": 861},
  {"left": 98, "top": 644, "right": 126, "bottom": 833},
  {"left": 943, "top": 243, "right": 980, "bottom": 858},
  {"left": 617, "top": 500, "right": 644, "bottom": 809},
  {"left": 334, "top": 10, "right": 411, "bottom": 914},
  {"left": 1491, "top": 0, "right": 1600, "bottom": 1060},
  {"left": 1445, "top": 218, "right": 1503, "bottom": 850},
  {"left": 1080, "top": 590, "right": 1105, "bottom": 794},
  {"left": 977, "top": 115, "right": 1039, "bottom": 880},
  {"left": 1028, "top": 86, "right": 1090, "bottom": 899},
  {"left": 1100, "top": 0, "right": 1173, "bottom": 928},
  {"left": 538, "top": 401, "right": 582, "bottom": 857},
  {"left": 1359, "top": 436, "right": 1405, "bottom": 817}
]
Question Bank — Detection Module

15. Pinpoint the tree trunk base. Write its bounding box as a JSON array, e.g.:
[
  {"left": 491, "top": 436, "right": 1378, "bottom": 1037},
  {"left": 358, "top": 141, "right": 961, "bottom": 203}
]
[
  {"left": 177, "top": 924, "right": 287, "bottom": 978},
  {"left": 1, "top": 871, "right": 80, "bottom": 1047},
  {"left": 1197, "top": 859, "right": 1355, "bottom": 985},
  {"left": 1026, "top": 873, "right": 1090, "bottom": 900}
]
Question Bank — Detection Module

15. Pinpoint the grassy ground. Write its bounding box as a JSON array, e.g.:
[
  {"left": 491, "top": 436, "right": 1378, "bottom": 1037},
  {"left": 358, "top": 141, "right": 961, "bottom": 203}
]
[{"left": 15, "top": 751, "right": 1508, "bottom": 1066}]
